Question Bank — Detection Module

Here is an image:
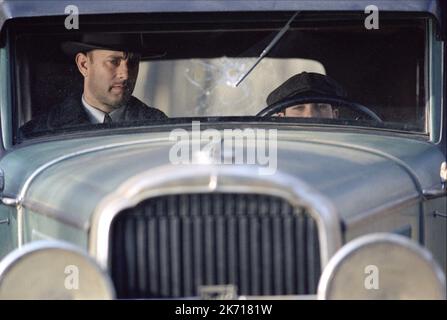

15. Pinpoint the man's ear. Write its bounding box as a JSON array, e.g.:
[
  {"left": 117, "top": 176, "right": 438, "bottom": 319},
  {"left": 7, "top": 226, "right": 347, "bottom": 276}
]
[
  {"left": 75, "top": 52, "right": 89, "bottom": 78},
  {"left": 274, "top": 111, "right": 285, "bottom": 117}
]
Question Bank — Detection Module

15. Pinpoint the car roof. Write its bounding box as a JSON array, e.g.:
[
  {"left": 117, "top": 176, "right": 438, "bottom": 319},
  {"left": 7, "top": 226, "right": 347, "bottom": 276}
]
[{"left": 0, "top": 0, "right": 444, "bottom": 37}]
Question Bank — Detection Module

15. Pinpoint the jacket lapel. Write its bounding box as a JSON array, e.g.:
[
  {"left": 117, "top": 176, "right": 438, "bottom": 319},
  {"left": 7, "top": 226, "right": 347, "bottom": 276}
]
[{"left": 49, "top": 95, "right": 91, "bottom": 128}]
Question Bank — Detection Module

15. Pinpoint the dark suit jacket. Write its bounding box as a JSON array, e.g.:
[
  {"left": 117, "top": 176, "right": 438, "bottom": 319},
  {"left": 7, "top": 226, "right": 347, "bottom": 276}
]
[{"left": 20, "top": 95, "right": 167, "bottom": 137}]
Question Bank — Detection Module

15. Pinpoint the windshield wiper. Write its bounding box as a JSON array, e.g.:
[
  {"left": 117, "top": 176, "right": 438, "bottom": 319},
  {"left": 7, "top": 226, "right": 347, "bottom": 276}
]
[{"left": 234, "top": 11, "right": 299, "bottom": 87}]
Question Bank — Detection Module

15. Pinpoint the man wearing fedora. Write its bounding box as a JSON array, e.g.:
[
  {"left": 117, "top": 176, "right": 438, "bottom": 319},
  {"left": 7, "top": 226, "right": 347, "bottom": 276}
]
[
  {"left": 20, "top": 33, "right": 167, "bottom": 136},
  {"left": 267, "top": 72, "right": 346, "bottom": 118}
]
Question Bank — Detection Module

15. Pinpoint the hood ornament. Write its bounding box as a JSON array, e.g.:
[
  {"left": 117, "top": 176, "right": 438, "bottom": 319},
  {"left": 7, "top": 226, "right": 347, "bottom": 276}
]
[{"left": 199, "top": 285, "right": 238, "bottom": 300}]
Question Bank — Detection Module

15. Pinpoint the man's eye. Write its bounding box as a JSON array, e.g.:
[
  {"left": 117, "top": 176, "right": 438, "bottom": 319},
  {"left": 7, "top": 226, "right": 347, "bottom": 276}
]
[
  {"left": 109, "top": 59, "right": 120, "bottom": 66},
  {"left": 317, "top": 103, "right": 331, "bottom": 109}
]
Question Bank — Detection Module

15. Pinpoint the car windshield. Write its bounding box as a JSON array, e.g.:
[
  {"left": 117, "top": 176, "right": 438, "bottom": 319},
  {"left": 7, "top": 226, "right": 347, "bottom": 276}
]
[{"left": 13, "top": 12, "right": 429, "bottom": 140}]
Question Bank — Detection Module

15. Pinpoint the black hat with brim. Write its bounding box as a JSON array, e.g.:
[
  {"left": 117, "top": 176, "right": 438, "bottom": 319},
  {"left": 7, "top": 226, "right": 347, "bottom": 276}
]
[
  {"left": 267, "top": 72, "right": 347, "bottom": 106},
  {"left": 61, "top": 33, "right": 166, "bottom": 59}
]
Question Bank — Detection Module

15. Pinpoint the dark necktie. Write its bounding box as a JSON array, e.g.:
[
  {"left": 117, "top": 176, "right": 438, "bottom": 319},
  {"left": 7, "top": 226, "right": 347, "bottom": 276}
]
[{"left": 103, "top": 113, "right": 112, "bottom": 124}]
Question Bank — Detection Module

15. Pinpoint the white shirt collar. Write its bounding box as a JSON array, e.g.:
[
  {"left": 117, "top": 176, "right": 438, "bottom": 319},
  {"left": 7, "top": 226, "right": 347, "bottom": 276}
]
[{"left": 81, "top": 95, "right": 125, "bottom": 124}]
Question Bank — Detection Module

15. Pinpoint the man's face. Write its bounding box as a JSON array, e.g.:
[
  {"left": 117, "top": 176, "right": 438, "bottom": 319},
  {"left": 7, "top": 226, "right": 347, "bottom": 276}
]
[
  {"left": 77, "top": 49, "right": 140, "bottom": 111},
  {"left": 277, "top": 103, "right": 338, "bottom": 118}
]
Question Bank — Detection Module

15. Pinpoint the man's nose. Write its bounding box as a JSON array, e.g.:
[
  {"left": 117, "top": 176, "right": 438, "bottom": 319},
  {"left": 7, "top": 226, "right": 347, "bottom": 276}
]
[
  {"left": 117, "top": 61, "right": 129, "bottom": 80},
  {"left": 307, "top": 104, "right": 320, "bottom": 117}
]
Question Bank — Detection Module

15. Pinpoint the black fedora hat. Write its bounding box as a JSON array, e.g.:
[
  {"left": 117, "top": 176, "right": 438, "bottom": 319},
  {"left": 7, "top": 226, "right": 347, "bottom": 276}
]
[
  {"left": 267, "top": 72, "right": 347, "bottom": 105},
  {"left": 61, "top": 33, "right": 166, "bottom": 59}
]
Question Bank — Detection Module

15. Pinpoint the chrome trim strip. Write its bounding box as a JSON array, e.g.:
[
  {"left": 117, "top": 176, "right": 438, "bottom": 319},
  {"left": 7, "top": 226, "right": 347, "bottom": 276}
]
[
  {"left": 422, "top": 188, "right": 447, "bottom": 199},
  {"left": 0, "top": 46, "right": 13, "bottom": 150},
  {"left": 345, "top": 193, "right": 420, "bottom": 227},
  {"left": 428, "top": 19, "right": 444, "bottom": 143},
  {"left": 428, "top": 18, "right": 434, "bottom": 139},
  {"left": 21, "top": 199, "right": 88, "bottom": 230},
  {"left": 436, "top": 39, "right": 444, "bottom": 146},
  {"left": 0, "top": 195, "right": 18, "bottom": 206},
  {"left": 31, "top": 228, "right": 55, "bottom": 241},
  {"left": 17, "top": 204, "right": 22, "bottom": 247},
  {"left": 425, "top": 19, "right": 430, "bottom": 135},
  {"left": 89, "top": 165, "right": 343, "bottom": 271},
  {"left": 432, "top": 211, "right": 447, "bottom": 218}
]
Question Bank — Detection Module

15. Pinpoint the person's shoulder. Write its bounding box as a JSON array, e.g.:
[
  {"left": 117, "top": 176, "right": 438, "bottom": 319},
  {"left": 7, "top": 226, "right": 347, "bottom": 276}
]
[
  {"left": 128, "top": 96, "right": 168, "bottom": 120},
  {"left": 19, "top": 114, "right": 48, "bottom": 138},
  {"left": 19, "top": 96, "right": 85, "bottom": 137}
]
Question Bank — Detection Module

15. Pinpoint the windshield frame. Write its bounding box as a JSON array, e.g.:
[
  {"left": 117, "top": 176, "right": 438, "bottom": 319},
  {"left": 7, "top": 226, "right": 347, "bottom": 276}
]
[
  {"left": 428, "top": 19, "right": 445, "bottom": 145},
  {"left": 3, "top": 11, "right": 442, "bottom": 147}
]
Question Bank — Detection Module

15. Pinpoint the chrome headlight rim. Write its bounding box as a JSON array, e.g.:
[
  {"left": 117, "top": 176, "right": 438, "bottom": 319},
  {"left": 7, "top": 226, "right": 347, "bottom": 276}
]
[
  {"left": 0, "top": 240, "right": 115, "bottom": 299},
  {"left": 317, "top": 233, "right": 446, "bottom": 300}
]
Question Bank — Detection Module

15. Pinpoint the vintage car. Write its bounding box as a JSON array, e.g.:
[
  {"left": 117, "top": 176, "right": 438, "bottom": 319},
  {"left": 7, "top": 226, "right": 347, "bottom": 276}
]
[{"left": 0, "top": 0, "right": 445, "bottom": 300}]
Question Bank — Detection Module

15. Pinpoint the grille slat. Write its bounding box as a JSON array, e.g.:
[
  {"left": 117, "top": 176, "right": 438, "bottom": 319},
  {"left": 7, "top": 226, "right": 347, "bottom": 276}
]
[
  {"left": 227, "top": 217, "right": 238, "bottom": 286},
  {"left": 124, "top": 217, "right": 137, "bottom": 295},
  {"left": 170, "top": 217, "right": 181, "bottom": 297},
  {"left": 296, "top": 214, "right": 306, "bottom": 294},
  {"left": 147, "top": 215, "right": 158, "bottom": 295},
  {"left": 261, "top": 216, "right": 272, "bottom": 295},
  {"left": 158, "top": 217, "right": 169, "bottom": 297},
  {"left": 273, "top": 216, "right": 283, "bottom": 295},
  {"left": 136, "top": 214, "right": 147, "bottom": 295},
  {"left": 111, "top": 193, "right": 321, "bottom": 298},
  {"left": 204, "top": 216, "right": 215, "bottom": 285},
  {"left": 216, "top": 216, "right": 226, "bottom": 284},
  {"left": 283, "top": 216, "right": 294, "bottom": 295},
  {"left": 249, "top": 216, "right": 260, "bottom": 295},
  {"left": 238, "top": 215, "right": 249, "bottom": 294},
  {"left": 193, "top": 216, "right": 203, "bottom": 292}
]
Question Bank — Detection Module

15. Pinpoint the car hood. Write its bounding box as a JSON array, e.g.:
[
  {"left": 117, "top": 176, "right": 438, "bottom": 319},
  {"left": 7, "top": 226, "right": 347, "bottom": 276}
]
[{"left": 2, "top": 127, "right": 444, "bottom": 230}]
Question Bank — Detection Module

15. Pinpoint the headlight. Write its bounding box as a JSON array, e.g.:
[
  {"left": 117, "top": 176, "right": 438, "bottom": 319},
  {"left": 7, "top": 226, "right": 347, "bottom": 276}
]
[
  {"left": 317, "top": 233, "right": 446, "bottom": 300},
  {"left": 0, "top": 240, "right": 115, "bottom": 299}
]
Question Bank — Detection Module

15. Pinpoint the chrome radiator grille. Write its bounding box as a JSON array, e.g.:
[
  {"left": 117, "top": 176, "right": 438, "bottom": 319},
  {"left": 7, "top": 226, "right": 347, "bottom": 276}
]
[{"left": 110, "top": 193, "right": 321, "bottom": 298}]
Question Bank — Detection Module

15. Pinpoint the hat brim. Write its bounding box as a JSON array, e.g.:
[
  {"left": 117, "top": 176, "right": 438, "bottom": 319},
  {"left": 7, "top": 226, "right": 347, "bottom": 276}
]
[{"left": 61, "top": 41, "right": 166, "bottom": 59}]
